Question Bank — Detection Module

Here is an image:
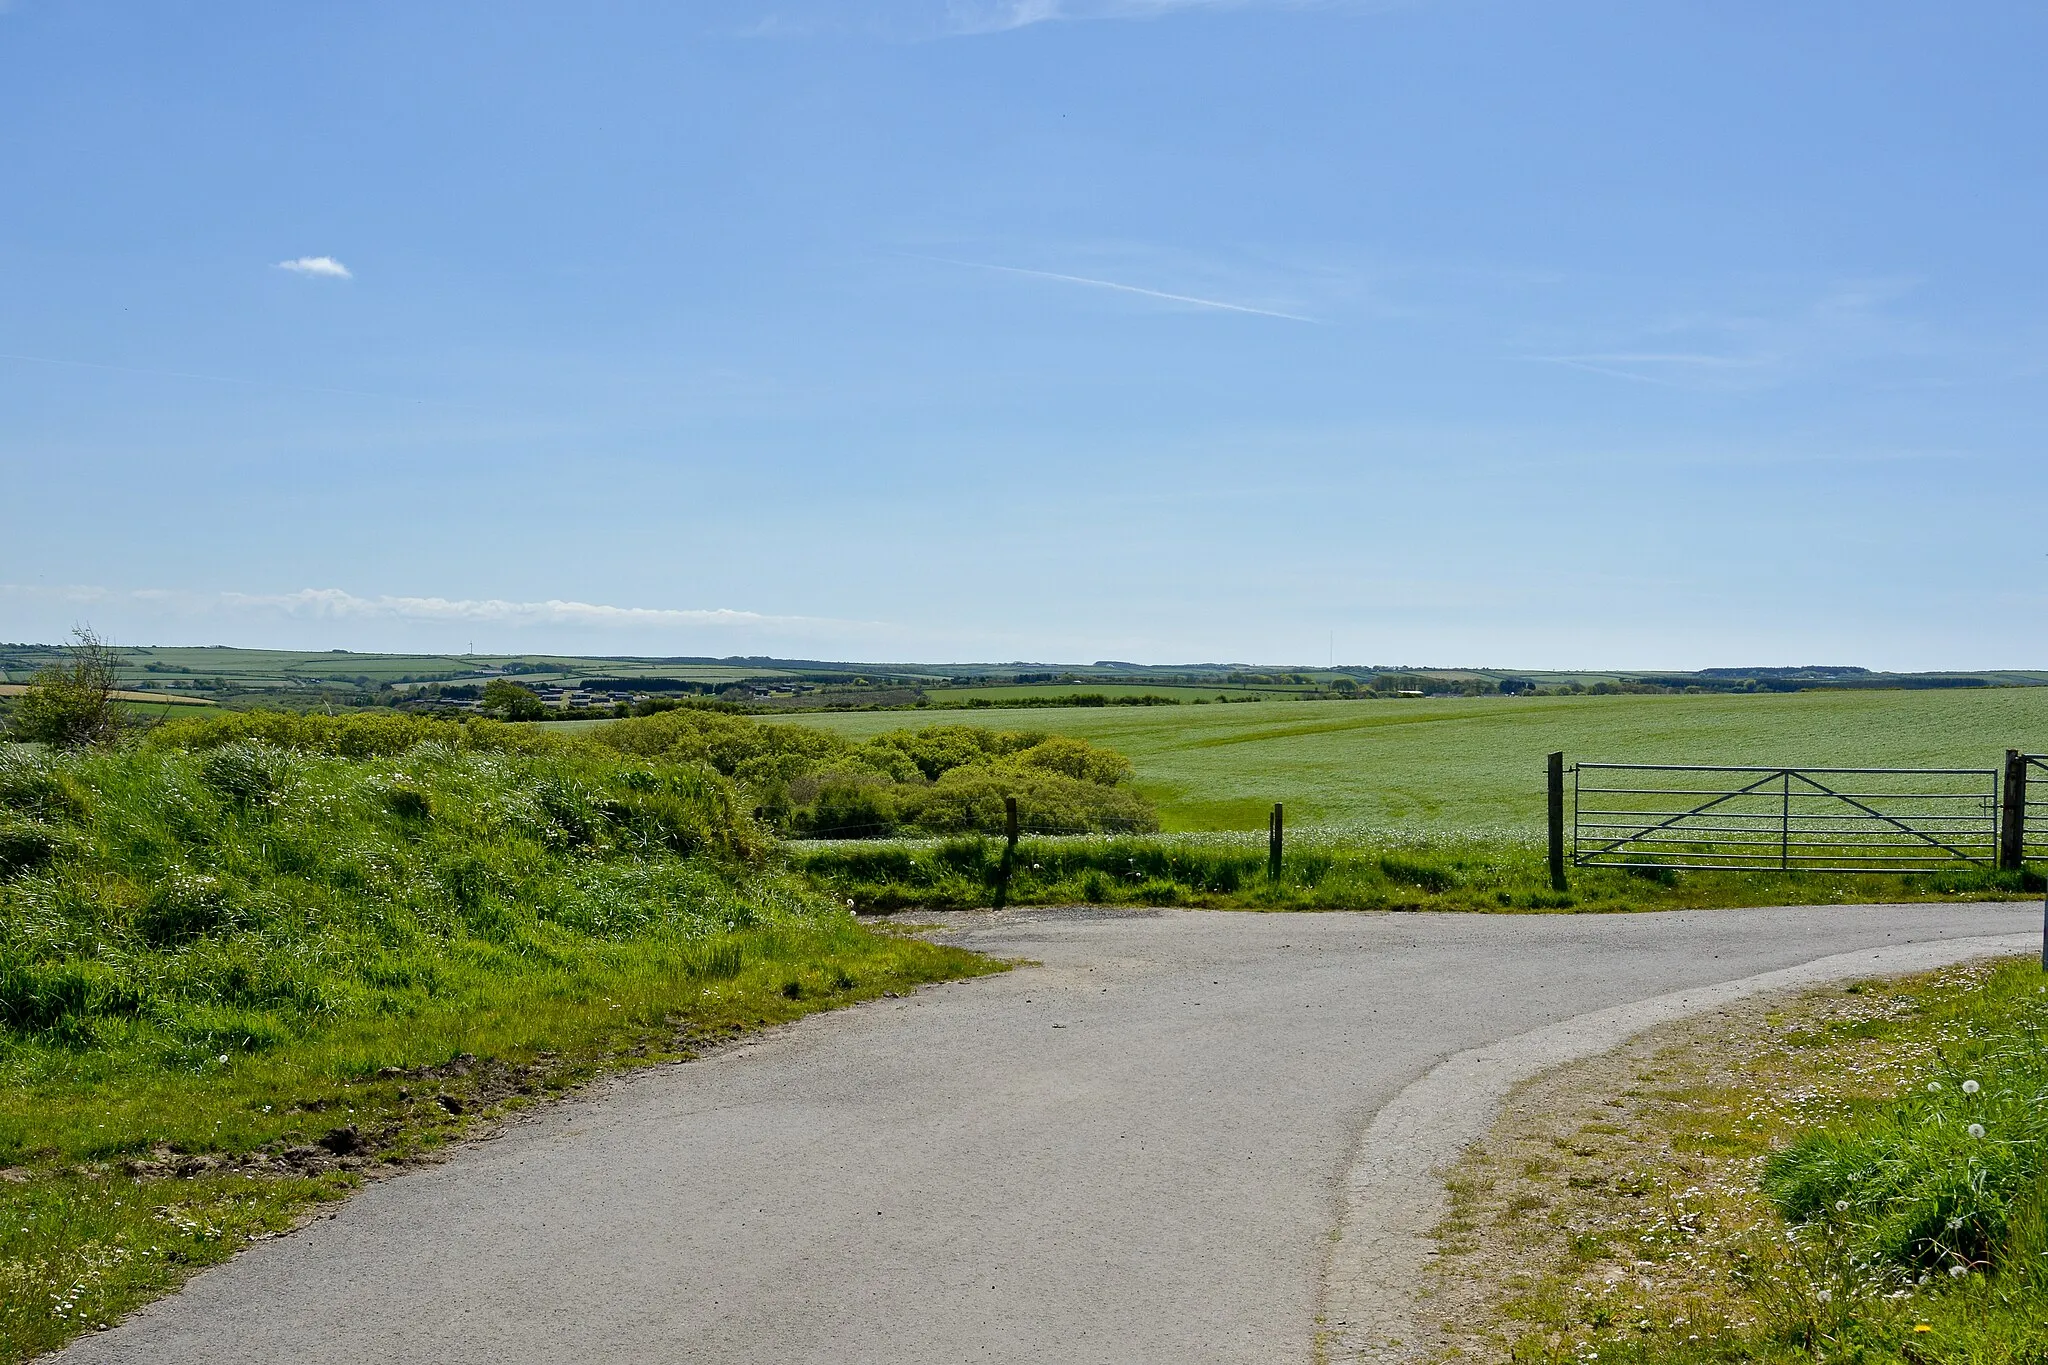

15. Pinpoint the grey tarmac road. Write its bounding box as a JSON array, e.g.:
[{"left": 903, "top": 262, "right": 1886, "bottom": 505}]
[{"left": 55, "top": 902, "right": 2042, "bottom": 1365}]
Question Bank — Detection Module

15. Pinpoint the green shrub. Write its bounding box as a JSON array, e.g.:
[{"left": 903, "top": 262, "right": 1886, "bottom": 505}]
[
  {"left": 899, "top": 766, "right": 1158, "bottom": 835},
  {"left": 593, "top": 713, "right": 1153, "bottom": 838}
]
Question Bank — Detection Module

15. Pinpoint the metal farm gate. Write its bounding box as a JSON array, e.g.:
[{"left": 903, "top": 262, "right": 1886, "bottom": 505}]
[
  {"left": 1567, "top": 762, "right": 2003, "bottom": 873},
  {"left": 2022, "top": 753, "right": 2048, "bottom": 865}
]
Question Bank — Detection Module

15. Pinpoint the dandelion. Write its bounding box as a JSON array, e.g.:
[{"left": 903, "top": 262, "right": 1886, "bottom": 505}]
[
  {"left": 1962, "top": 1079, "right": 1980, "bottom": 1095},
  {"left": 1968, "top": 1123, "right": 1986, "bottom": 1139},
  {"left": 1948, "top": 1216, "right": 1964, "bottom": 1231},
  {"left": 1950, "top": 1264, "right": 1970, "bottom": 1278},
  {"left": 216, "top": 1054, "right": 229, "bottom": 1065},
  {"left": 1835, "top": 1200, "right": 1850, "bottom": 1213},
  {"left": 1816, "top": 1289, "right": 1832, "bottom": 1304},
  {"left": 1914, "top": 1323, "right": 1933, "bottom": 1332},
  {"left": 1927, "top": 1081, "right": 1943, "bottom": 1093}
]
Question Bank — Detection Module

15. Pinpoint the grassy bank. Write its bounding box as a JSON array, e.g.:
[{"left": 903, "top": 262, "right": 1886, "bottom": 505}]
[
  {"left": 795, "top": 832, "right": 2038, "bottom": 913},
  {"left": 0, "top": 717, "right": 998, "bottom": 1360},
  {"left": 1430, "top": 955, "right": 2048, "bottom": 1364}
]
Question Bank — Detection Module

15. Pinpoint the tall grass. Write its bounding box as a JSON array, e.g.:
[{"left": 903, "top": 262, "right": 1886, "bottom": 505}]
[{"left": 794, "top": 831, "right": 2035, "bottom": 913}]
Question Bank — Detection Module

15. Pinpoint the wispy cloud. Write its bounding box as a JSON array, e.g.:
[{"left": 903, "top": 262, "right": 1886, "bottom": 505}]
[
  {"left": 1520, "top": 278, "right": 1935, "bottom": 391},
  {"left": 221, "top": 588, "right": 830, "bottom": 629},
  {"left": 945, "top": 0, "right": 1397, "bottom": 33},
  {"left": 1527, "top": 351, "right": 1775, "bottom": 387},
  {"left": 917, "top": 255, "right": 1319, "bottom": 322},
  {"left": 0, "top": 584, "right": 876, "bottom": 633},
  {"left": 738, "top": 0, "right": 1398, "bottom": 40},
  {"left": 276, "top": 255, "right": 352, "bottom": 279}
]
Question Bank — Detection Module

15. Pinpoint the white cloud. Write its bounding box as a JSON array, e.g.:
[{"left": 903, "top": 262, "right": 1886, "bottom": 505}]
[
  {"left": 0, "top": 583, "right": 878, "bottom": 633},
  {"left": 218, "top": 587, "right": 842, "bottom": 630},
  {"left": 945, "top": 0, "right": 1063, "bottom": 33},
  {"left": 276, "top": 256, "right": 352, "bottom": 279},
  {"left": 943, "top": 0, "right": 1399, "bottom": 34},
  {"left": 740, "top": 0, "right": 1396, "bottom": 40}
]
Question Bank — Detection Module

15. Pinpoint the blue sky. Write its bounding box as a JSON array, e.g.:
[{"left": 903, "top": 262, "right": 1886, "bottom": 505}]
[{"left": 3, "top": 1, "right": 2044, "bottom": 668}]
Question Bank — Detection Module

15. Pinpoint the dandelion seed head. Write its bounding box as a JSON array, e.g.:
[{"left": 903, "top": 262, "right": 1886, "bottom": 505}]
[
  {"left": 1927, "top": 1081, "right": 1943, "bottom": 1093},
  {"left": 1950, "top": 1264, "right": 1970, "bottom": 1278},
  {"left": 1968, "top": 1123, "right": 1986, "bottom": 1139},
  {"left": 1962, "top": 1079, "right": 1980, "bottom": 1095}
]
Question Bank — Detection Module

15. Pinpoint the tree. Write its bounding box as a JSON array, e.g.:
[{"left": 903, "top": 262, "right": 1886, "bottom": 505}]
[
  {"left": 10, "top": 627, "right": 125, "bottom": 747},
  {"left": 481, "top": 678, "right": 548, "bottom": 721}
]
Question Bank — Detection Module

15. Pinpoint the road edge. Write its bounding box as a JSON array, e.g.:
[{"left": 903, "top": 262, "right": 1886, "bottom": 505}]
[{"left": 1314, "top": 930, "right": 2039, "bottom": 1364}]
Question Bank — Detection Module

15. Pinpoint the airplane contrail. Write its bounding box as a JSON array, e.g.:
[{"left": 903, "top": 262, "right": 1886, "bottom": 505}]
[{"left": 912, "top": 255, "right": 1319, "bottom": 323}]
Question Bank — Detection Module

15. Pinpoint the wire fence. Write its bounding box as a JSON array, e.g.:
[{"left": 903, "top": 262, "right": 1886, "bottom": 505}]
[{"left": 779, "top": 816, "right": 1157, "bottom": 843}]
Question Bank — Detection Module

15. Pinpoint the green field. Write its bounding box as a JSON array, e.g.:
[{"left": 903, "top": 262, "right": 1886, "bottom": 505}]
[
  {"left": 766, "top": 691, "right": 2048, "bottom": 839},
  {"left": 924, "top": 682, "right": 1280, "bottom": 703}
]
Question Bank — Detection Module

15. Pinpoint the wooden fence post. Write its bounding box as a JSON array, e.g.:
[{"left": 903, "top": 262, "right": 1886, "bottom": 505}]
[
  {"left": 2001, "top": 750, "right": 2026, "bottom": 871},
  {"left": 1547, "top": 752, "right": 1567, "bottom": 892},
  {"left": 994, "top": 796, "right": 1019, "bottom": 909},
  {"left": 1268, "top": 803, "right": 1284, "bottom": 881}
]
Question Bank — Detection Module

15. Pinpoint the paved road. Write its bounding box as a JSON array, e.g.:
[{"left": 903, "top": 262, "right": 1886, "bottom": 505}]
[{"left": 60, "top": 902, "right": 2040, "bottom": 1364}]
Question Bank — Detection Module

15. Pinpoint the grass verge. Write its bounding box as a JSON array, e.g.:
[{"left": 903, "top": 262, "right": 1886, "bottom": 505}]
[
  {"left": 0, "top": 918, "right": 995, "bottom": 1362},
  {"left": 0, "top": 722, "right": 1000, "bottom": 1360},
  {"left": 794, "top": 833, "right": 2040, "bottom": 914},
  {"left": 1426, "top": 954, "right": 2048, "bottom": 1363}
]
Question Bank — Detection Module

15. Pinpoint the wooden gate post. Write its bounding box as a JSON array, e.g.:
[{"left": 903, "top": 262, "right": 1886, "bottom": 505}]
[
  {"left": 994, "top": 796, "right": 1019, "bottom": 909},
  {"left": 1547, "top": 752, "right": 1567, "bottom": 892},
  {"left": 2001, "top": 750, "right": 2026, "bottom": 871},
  {"left": 1268, "top": 803, "right": 1284, "bottom": 881}
]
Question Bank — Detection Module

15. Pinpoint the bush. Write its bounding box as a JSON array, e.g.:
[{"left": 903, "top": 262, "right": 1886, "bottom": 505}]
[
  {"left": 900, "top": 766, "right": 1157, "bottom": 835},
  {"left": 593, "top": 713, "right": 1154, "bottom": 838},
  {"left": 7, "top": 629, "right": 123, "bottom": 749}
]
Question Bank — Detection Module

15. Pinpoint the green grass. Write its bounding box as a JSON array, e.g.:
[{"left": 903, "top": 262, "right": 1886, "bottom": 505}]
[
  {"left": 767, "top": 690, "right": 2048, "bottom": 837},
  {"left": 1492, "top": 958, "right": 2048, "bottom": 1365},
  {"left": 794, "top": 831, "right": 2037, "bottom": 914},
  {"left": 1431, "top": 957, "right": 2048, "bottom": 1365},
  {"left": 0, "top": 718, "right": 998, "bottom": 1360}
]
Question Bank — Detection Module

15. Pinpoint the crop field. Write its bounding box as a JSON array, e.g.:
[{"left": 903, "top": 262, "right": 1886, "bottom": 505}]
[
  {"left": 924, "top": 682, "right": 1281, "bottom": 703},
  {"left": 768, "top": 690, "right": 2048, "bottom": 840}
]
